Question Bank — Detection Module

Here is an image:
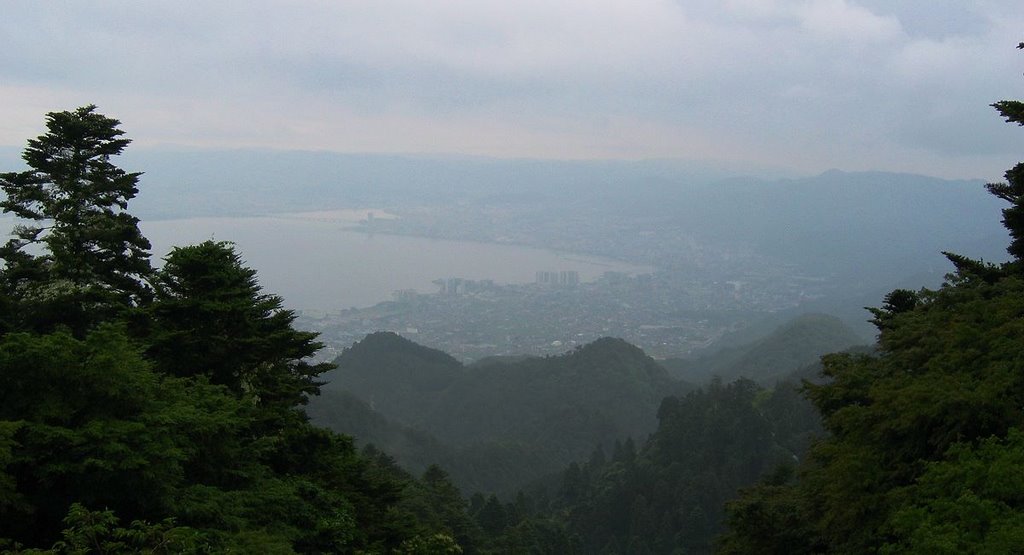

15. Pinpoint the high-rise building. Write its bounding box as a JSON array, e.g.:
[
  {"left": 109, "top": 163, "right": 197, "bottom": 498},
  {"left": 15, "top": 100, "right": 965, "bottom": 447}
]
[
  {"left": 537, "top": 270, "right": 579, "bottom": 286},
  {"left": 559, "top": 270, "right": 580, "bottom": 286}
]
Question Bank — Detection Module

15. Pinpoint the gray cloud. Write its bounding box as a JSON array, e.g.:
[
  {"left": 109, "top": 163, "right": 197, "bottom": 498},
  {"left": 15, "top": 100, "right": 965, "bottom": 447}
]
[{"left": 1, "top": 0, "right": 1022, "bottom": 179}]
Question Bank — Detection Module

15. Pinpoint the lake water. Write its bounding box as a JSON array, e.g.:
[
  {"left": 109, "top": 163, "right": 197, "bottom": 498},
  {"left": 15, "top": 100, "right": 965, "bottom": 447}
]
[{"left": 140, "top": 212, "right": 649, "bottom": 311}]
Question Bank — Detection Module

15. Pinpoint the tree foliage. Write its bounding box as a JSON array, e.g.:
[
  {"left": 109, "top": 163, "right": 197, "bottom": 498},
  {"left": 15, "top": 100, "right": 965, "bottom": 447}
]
[
  {"left": 0, "top": 105, "right": 152, "bottom": 336},
  {"left": 458, "top": 377, "right": 822, "bottom": 554},
  {"left": 146, "top": 240, "right": 329, "bottom": 409}
]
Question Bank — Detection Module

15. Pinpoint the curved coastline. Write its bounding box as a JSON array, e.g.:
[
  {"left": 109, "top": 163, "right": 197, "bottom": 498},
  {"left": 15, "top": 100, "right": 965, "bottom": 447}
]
[{"left": 141, "top": 212, "right": 651, "bottom": 312}]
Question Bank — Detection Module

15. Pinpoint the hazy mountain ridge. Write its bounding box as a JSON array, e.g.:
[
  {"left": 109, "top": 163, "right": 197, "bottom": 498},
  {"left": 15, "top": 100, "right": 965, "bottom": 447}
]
[
  {"left": 698, "top": 170, "right": 1008, "bottom": 276},
  {"left": 310, "top": 318, "right": 849, "bottom": 496},
  {"left": 313, "top": 332, "right": 689, "bottom": 493},
  {"left": 100, "top": 149, "right": 753, "bottom": 218},
  {"left": 661, "top": 313, "right": 867, "bottom": 384},
  {"left": 3, "top": 145, "right": 996, "bottom": 242},
  {"left": 429, "top": 337, "right": 678, "bottom": 446}
]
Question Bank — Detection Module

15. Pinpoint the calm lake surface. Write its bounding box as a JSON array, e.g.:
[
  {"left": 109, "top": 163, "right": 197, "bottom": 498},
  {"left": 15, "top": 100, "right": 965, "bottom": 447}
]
[{"left": 141, "top": 212, "right": 649, "bottom": 311}]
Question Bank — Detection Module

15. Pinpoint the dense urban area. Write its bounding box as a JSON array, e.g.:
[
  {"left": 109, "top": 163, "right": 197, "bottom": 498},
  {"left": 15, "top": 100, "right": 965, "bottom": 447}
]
[{"left": 295, "top": 189, "right": 912, "bottom": 361}]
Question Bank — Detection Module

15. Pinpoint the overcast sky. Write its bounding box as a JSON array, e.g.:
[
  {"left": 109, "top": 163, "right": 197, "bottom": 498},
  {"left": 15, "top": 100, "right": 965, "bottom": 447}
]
[{"left": 2, "top": 1, "right": 1023, "bottom": 179}]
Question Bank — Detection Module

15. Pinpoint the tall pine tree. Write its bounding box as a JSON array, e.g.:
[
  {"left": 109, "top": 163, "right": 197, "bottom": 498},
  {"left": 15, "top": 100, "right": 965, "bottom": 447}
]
[{"left": 0, "top": 105, "right": 152, "bottom": 336}]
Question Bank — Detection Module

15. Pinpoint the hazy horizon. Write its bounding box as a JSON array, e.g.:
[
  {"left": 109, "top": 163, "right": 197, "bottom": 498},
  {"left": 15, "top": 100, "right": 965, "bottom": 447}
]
[{"left": 3, "top": 2, "right": 1023, "bottom": 182}]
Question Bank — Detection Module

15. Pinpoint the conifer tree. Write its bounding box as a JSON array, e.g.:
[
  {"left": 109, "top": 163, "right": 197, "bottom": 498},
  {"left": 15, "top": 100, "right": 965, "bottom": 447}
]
[
  {"left": 147, "top": 240, "right": 330, "bottom": 409},
  {"left": 984, "top": 43, "right": 1024, "bottom": 264},
  {"left": 0, "top": 105, "right": 152, "bottom": 336}
]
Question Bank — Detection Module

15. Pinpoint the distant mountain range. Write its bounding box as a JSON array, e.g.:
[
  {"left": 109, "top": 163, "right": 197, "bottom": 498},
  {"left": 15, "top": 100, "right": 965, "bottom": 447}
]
[
  {"left": 3, "top": 145, "right": 1005, "bottom": 304},
  {"left": 114, "top": 149, "right": 1013, "bottom": 289},
  {"left": 1, "top": 146, "right": 1003, "bottom": 240},
  {"left": 666, "top": 169, "right": 1009, "bottom": 281}
]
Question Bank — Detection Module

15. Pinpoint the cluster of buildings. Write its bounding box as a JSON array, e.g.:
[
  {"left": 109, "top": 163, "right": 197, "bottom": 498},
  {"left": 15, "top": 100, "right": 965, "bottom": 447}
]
[
  {"left": 298, "top": 265, "right": 829, "bottom": 363},
  {"left": 535, "top": 270, "right": 580, "bottom": 286}
]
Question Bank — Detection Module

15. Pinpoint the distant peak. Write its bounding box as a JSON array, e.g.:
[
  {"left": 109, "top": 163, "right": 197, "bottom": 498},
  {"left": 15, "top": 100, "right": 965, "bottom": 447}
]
[
  {"left": 343, "top": 331, "right": 462, "bottom": 367},
  {"left": 358, "top": 331, "right": 413, "bottom": 347},
  {"left": 569, "top": 337, "right": 653, "bottom": 361}
]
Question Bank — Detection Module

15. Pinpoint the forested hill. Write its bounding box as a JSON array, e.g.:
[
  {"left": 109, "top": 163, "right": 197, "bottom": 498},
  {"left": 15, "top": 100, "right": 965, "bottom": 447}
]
[
  {"left": 661, "top": 313, "right": 866, "bottom": 384},
  {"left": 431, "top": 337, "right": 677, "bottom": 447},
  {"left": 320, "top": 331, "right": 465, "bottom": 421},
  {"left": 313, "top": 333, "right": 688, "bottom": 493}
]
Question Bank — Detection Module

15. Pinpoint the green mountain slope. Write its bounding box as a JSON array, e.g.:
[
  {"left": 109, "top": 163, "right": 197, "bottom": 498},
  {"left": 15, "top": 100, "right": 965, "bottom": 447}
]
[
  {"left": 661, "top": 313, "right": 866, "bottom": 384},
  {"left": 306, "top": 388, "right": 451, "bottom": 473},
  {"left": 428, "top": 338, "right": 677, "bottom": 446},
  {"left": 319, "top": 331, "right": 464, "bottom": 424},
  {"left": 312, "top": 334, "right": 689, "bottom": 493}
]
